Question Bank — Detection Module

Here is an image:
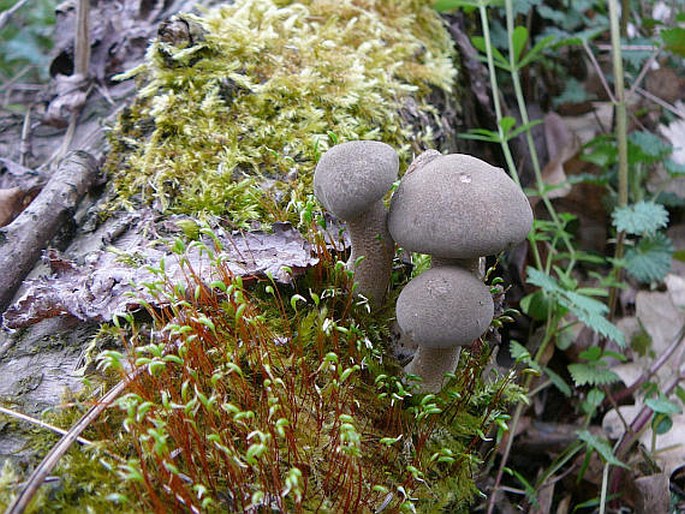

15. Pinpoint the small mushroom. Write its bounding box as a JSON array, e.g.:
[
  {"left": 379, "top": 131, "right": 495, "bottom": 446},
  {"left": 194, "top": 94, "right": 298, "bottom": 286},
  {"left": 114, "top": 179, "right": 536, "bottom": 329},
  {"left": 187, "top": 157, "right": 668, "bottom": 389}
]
[
  {"left": 388, "top": 152, "right": 533, "bottom": 391},
  {"left": 388, "top": 152, "right": 533, "bottom": 270},
  {"left": 397, "top": 266, "right": 494, "bottom": 392},
  {"left": 314, "top": 141, "right": 399, "bottom": 306}
]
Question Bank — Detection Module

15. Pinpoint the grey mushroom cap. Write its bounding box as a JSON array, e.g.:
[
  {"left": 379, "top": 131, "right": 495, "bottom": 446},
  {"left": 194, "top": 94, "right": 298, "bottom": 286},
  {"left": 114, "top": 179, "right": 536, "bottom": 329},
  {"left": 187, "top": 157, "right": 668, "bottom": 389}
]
[
  {"left": 396, "top": 266, "right": 494, "bottom": 349},
  {"left": 388, "top": 153, "right": 533, "bottom": 259},
  {"left": 314, "top": 141, "right": 399, "bottom": 220}
]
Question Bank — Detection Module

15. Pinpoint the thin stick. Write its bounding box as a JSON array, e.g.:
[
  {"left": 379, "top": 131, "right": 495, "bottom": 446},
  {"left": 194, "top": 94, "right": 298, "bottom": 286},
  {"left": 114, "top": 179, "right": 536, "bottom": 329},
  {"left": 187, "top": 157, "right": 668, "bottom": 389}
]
[
  {"left": 74, "top": 0, "right": 90, "bottom": 77},
  {"left": 0, "top": 0, "right": 30, "bottom": 31},
  {"left": 5, "top": 373, "right": 137, "bottom": 514},
  {"left": 0, "top": 406, "right": 94, "bottom": 447}
]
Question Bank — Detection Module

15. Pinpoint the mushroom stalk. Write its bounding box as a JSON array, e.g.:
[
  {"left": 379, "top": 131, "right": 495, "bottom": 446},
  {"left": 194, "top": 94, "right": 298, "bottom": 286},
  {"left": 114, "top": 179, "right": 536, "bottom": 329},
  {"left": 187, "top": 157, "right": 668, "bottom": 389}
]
[
  {"left": 314, "top": 140, "right": 399, "bottom": 308},
  {"left": 431, "top": 256, "right": 482, "bottom": 274},
  {"left": 405, "top": 346, "right": 461, "bottom": 392},
  {"left": 346, "top": 200, "right": 395, "bottom": 306}
]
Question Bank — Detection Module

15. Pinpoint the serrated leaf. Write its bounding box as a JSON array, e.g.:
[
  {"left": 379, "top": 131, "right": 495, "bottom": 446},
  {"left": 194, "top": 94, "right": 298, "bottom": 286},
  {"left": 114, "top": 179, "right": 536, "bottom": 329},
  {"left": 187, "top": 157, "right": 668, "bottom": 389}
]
[
  {"left": 567, "top": 363, "right": 620, "bottom": 386},
  {"left": 509, "top": 340, "right": 531, "bottom": 362},
  {"left": 577, "top": 430, "right": 629, "bottom": 468},
  {"left": 625, "top": 233, "right": 673, "bottom": 284},
  {"left": 573, "top": 310, "right": 626, "bottom": 346},
  {"left": 553, "top": 78, "right": 593, "bottom": 106},
  {"left": 612, "top": 201, "right": 669, "bottom": 235},
  {"left": 628, "top": 131, "right": 673, "bottom": 163},
  {"left": 526, "top": 267, "right": 625, "bottom": 345},
  {"left": 526, "top": 267, "right": 561, "bottom": 293}
]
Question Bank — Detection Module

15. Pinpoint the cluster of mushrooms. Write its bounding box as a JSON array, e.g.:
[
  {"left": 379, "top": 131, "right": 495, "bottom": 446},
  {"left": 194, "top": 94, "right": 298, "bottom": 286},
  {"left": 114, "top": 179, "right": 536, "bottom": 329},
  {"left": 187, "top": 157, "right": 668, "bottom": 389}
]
[{"left": 314, "top": 141, "right": 533, "bottom": 392}]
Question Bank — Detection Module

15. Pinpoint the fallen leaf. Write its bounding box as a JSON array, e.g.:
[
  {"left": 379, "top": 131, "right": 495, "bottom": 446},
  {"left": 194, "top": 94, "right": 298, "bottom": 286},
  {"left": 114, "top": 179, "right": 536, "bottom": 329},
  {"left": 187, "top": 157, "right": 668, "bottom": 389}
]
[
  {"left": 3, "top": 212, "right": 318, "bottom": 329},
  {"left": 538, "top": 112, "right": 579, "bottom": 201},
  {"left": 0, "top": 188, "right": 25, "bottom": 227},
  {"left": 603, "top": 283, "right": 685, "bottom": 476}
]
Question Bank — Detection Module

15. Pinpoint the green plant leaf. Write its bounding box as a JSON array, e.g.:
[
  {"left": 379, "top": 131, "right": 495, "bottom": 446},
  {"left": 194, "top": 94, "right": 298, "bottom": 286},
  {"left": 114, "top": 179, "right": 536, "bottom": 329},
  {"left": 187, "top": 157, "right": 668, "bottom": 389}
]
[
  {"left": 509, "top": 340, "right": 531, "bottom": 362},
  {"left": 568, "top": 363, "right": 620, "bottom": 386},
  {"left": 526, "top": 267, "right": 625, "bottom": 345},
  {"left": 543, "top": 366, "right": 572, "bottom": 397},
  {"left": 645, "top": 396, "right": 682, "bottom": 415},
  {"left": 625, "top": 233, "right": 673, "bottom": 283},
  {"left": 628, "top": 131, "right": 673, "bottom": 163},
  {"left": 519, "top": 35, "right": 555, "bottom": 68},
  {"left": 665, "top": 159, "right": 685, "bottom": 176},
  {"left": 662, "top": 27, "right": 685, "bottom": 57},
  {"left": 511, "top": 26, "right": 528, "bottom": 62},
  {"left": 612, "top": 201, "right": 669, "bottom": 235},
  {"left": 652, "top": 414, "right": 673, "bottom": 435},
  {"left": 577, "top": 430, "right": 629, "bottom": 468}
]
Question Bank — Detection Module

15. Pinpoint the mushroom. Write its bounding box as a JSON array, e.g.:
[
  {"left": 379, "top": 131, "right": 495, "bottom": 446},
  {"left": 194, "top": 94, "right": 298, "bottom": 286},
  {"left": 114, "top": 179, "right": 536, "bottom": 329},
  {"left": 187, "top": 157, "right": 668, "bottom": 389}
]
[
  {"left": 388, "top": 152, "right": 533, "bottom": 391},
  {"left": 314, "top": 141, "right": 399, "bottom": 306},
  {"left": 397, "top": 266, "right": 494, "bottom": 392},
  {"left": 388, "top": 152, "right": 533, "bottom": 270}
]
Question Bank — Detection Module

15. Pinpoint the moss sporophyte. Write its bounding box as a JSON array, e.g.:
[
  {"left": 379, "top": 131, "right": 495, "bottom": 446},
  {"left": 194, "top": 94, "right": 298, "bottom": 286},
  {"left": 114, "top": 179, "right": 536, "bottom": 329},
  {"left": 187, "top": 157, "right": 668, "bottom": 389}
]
[{"left": 0, "top": 2, "right": 528, "bottom": 513}]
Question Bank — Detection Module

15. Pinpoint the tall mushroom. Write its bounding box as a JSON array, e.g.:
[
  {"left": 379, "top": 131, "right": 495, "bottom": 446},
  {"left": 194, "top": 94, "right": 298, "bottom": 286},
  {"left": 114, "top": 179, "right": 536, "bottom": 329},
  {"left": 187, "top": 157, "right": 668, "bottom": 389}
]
[
  {"left": 388, "top": 152, "right": 533, "bottom": 391},
  {"left": 314, "top": 141, "right": 399, "bottom": 306}
]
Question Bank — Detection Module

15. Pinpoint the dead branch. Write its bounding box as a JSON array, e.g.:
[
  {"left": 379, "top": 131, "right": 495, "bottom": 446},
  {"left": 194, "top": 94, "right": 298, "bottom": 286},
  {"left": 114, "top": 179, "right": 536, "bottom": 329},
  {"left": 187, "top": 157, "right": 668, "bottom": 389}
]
[{"left": 0, "top": 151, "right": 97, "bottom": 313}]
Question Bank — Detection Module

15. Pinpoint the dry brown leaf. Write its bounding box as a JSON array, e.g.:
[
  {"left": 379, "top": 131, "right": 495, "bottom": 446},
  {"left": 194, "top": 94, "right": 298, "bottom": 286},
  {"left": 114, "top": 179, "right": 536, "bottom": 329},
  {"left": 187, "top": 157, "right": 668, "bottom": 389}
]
[
  {"left": 3, "top": 213, "right": 318, "bottom": 329},
  {"left": 603, "top": 281, "right": 685, "bottom": 476},
  {"left": 538, "top": 112, "right": 579, "bottom": 201},
  {"left": 0, "top": 187, "right": 25, "bottom": 227}
]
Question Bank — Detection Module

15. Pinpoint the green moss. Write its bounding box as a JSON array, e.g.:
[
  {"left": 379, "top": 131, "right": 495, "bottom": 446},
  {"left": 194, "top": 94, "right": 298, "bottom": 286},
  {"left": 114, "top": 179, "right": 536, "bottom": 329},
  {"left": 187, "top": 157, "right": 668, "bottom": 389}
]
[{"left": 104, "top": 0, "right": 458, "bottom": 226}]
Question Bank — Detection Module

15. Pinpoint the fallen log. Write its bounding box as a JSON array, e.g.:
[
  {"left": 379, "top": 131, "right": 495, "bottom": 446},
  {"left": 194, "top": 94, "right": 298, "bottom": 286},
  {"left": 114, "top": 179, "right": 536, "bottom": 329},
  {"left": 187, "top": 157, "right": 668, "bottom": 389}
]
[{"left": 0, "top": 151, "right": 97, "bottom": 313}]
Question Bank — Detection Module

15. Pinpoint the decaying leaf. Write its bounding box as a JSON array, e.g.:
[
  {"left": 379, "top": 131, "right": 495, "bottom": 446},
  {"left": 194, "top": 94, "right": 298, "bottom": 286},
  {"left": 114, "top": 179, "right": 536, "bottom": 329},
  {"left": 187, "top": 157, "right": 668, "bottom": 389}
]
[
  {"left": 0, "top": 188, "right": 25, "bottom": 227},
  {"left": 538, "top": 111, "right": 579, "bottom": 200},
  {"left": 3, "top": 212, "right": 318, "bottom": 329},
  {"left": 603, "top": 280, "right": 685, "bottom": 475}
]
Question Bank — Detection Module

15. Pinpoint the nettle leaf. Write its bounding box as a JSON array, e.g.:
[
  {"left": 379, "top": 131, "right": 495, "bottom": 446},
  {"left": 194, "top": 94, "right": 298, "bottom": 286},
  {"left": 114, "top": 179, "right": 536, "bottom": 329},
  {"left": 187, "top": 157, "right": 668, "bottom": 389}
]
[
  {"left": 526, "top": 267, "right": 625, "bottom": 346},
  {"left": 612, "top": 201, "right": 669, "bottom": 235},
  {"left": 567, "top": 362, "right": 620, "bottom": 387},
  {"left": 553, "top": 78, "right": 593, "bottom": 106},
  {"left": 526, "top": 267, "right": 561, "bottom": 293},
  {"left": 666, "top": 159, "right": 685, "bottom": 176},
  {"left": 625, "top": 233, "right": 674, "bottom": 284},
  {"left": 577, "top": 430, "right": 629, "bottom": 468},
  {"left": 628, "top": 131, "right": 673, "bottom": 163}
]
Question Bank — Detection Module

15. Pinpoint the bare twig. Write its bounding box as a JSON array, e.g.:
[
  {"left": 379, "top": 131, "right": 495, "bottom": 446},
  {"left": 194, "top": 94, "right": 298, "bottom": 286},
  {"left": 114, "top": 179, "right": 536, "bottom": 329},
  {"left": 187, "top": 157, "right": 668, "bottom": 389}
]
[
  {"left": 635, "top": 86, "right": 685, "bottom": 120},
  {"left": 582, "top": 40, "right": 617, "bottom": 104},
  {"left": 19, "top": 105, "right": 32, "bottom": 167},
  {"left": 0, "top": 151, "right": 97, "bottom": 312},
  {"left": 5, "top": 373, "right": 137, "bottom": 514},
  {"left": 74, "top": 0, "right": 91, "bottom": 77},
  {"left": 0, "top": 405, "right": 94, "bottom": 446},
  {"left": 0, "top": 0, "right": 30, "bottom": 31}
]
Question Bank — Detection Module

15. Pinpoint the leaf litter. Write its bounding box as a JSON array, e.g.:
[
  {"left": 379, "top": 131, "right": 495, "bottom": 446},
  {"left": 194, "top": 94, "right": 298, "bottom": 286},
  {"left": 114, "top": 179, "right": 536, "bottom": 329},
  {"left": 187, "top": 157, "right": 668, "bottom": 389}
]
[{"left": 3, "top": 210, "right": 318, "bottom": 329}]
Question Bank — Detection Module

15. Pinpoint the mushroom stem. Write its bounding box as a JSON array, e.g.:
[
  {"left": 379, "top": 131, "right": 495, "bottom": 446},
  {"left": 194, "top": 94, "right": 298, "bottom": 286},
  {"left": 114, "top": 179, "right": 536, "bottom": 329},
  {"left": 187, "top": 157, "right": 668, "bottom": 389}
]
[
  {"left": 405, "top": 345, "right": 461, "bottom": 392},
  {"left": 346, "top": 199, "right": 395, "bottom": 306},
  {"left": 431, "top": 256, "right": 482, "bottom": 274}
]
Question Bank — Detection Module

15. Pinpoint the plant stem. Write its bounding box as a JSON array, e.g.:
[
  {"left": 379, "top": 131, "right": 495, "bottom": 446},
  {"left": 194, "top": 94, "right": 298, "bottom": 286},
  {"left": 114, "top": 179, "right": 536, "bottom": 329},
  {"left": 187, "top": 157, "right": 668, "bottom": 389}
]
[
  {"left": 477, "top": 2, "right": 520, "bottom": 189},
  {"left": 503, "top": 0, "right": 576, "bottom": 267},
  {"left": 607, "top": 0, "right": 629, "bottom": 318}
]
